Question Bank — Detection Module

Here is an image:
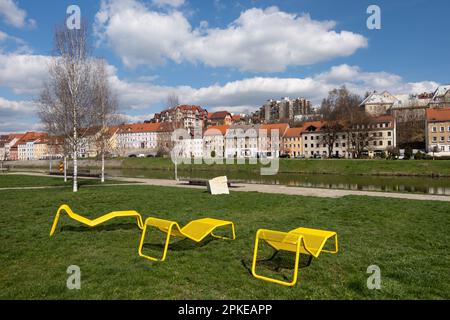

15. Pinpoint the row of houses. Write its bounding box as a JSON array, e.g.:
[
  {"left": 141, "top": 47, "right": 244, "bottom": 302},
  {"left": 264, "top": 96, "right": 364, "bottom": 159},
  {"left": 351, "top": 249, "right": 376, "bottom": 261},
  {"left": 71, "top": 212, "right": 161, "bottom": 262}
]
[
  {"left": 2, "top": 104, "right": 450, "bottom": 161},
  {"left": 174, "top": 115, "right": 397, "bottom": 159}
]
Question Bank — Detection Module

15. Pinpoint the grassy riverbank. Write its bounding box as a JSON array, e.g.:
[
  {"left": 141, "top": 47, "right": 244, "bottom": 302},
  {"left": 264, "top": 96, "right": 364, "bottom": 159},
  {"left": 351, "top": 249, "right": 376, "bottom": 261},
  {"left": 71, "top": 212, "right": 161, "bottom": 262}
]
[
  {"left": 7, "top": 158, "right": 450, "bottom": 177},
  {"left": 120, "top": 158, "right": 450, "bottom": 177},
  {"left": 0, "top": 176, "right": 449, "bottom": 299}
]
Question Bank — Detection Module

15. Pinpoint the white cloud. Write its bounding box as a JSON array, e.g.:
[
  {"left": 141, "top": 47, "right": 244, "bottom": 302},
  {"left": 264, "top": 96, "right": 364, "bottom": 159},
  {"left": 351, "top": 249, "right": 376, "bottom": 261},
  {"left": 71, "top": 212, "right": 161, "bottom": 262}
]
[
  {"left": 0, "top": 30, "right": 7, "bottom": 41},
  {"left": 0, "top": 53, "right": 51, "bottom": 94},
  {"left": 108, "top": 64, "right": 439, "bottom": 113},
  {"left": 95, "top": 0, "right": 368, "bottom": 72},
  {"left": 0, "top": 97, "right": 39, "bottom": 133},
  {"left": 0, "top": 0, "right": 35, "bottom": 28},
  {"left": 0, "top": 52, "right": 441, "bottom": 132},
  {"left": 152, "top": 0, "right": 185, "bottom": 8},
  {"left": 0, "top": 96, "right": 36, "bottom": 113}
]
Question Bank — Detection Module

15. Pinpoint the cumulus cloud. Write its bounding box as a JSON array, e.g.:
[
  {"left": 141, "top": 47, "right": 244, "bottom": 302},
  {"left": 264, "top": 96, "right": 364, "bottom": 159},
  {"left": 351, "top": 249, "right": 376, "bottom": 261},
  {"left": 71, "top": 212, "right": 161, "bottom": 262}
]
[
  {"left": 152, "top": 0, "right": 185, "bottom": 8},
  {"left": 95, "top": 0, "right": 368, "bottom": 72},
  {"left": 0, "top": 53, "right": 51, "bottom": 94},
  {"left": 108, "top": 64, "right": 439, "bottom": 113},
  {"left": 0, "top": 52, "right": 441, "bottom": 132},
  {"left": 0, "top": 0, "right": 35, "bottom": 28},
  {"left": 0, "top": 97, "right": 39, "bottom": 133}
]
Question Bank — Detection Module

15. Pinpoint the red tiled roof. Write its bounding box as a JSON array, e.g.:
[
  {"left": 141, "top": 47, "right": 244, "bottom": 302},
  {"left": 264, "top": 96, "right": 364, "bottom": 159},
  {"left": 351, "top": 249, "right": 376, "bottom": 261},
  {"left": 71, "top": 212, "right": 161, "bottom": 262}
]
[
  {"left": 204, "top": 125, "right": 230, "bottom": 136},
  {"left": 208, "top": 111, "right": 231, "bottom": 120},
  {"left": 119, "top": 123, "right": 162, "bottom": 134},
  {"left": 426, "top": 107, "right": 450, "bottom": 122},
  {"left": 13, "top": 132, "right": 47, "bottom": 147},
  {"left": 284, "top": 127, "right": 304, "bottom": 138}
]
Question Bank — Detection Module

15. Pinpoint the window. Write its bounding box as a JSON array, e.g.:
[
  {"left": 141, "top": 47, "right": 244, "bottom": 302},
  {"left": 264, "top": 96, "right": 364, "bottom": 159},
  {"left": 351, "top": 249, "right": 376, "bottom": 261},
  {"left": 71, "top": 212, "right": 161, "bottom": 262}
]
[
  {"left": 305, "top": 144, "right": 308, "bottom": 148},
  {"left": 305, "top": 136, "right": 308, "bottom": 140},
  {"left": 379, "top": 141, "right": 383, "bottom": 146},
  {"left": 441, "top": 127, "right": 445, "bottom": 132},
  {"left": 311, "top": 144, "right": 314, "bottom": 148},
  {"left": 433, "top": 137, "right": 437, "bottom": 142},
  {"left": 432, "top": 127, "right": 437, "bottom": 132},
  {"left": 388, "top": 141, "right": 392, "bottom": 146},
  {"left": 343, "top": 143, "right": 346, "bottom": 147},
  {"left": 388, "top": 132, "right": 392, "bottom": 137},
  {"left": 441, "top": 136, "right": 445, "bottom": 142},
  {"left": 335, "top": 143, "right": 339, "bottom": 148}
]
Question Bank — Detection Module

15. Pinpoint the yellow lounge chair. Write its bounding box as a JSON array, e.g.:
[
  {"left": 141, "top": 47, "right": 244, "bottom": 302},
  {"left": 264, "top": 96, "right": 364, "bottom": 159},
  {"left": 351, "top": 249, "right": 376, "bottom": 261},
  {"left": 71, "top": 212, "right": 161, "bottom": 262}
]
[
  {"left": 50, "top": 204, "right": 144, "bottom": 237},
  {"left": 252, "top": 227, "right": 338, "bottom": 286},
  {"left": 138, "top": 217, "right": 236, "bottom": 261}
]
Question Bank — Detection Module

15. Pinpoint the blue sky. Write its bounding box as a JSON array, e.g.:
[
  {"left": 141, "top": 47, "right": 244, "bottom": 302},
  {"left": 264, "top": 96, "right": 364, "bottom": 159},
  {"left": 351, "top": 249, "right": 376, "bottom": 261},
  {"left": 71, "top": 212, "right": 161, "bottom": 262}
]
[{"left": 0, "top": 0, "right": 449, "bottom": 133}]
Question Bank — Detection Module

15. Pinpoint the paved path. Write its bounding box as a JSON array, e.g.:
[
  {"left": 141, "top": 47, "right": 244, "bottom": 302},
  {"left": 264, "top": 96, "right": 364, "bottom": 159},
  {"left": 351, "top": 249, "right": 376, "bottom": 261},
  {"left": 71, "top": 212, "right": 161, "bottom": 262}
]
[
  {"left": 113, "top": 177, "right": 450, "bottom": 202},
  {"left": 3, "top": 172, "right": 450, "bottom": 202}
]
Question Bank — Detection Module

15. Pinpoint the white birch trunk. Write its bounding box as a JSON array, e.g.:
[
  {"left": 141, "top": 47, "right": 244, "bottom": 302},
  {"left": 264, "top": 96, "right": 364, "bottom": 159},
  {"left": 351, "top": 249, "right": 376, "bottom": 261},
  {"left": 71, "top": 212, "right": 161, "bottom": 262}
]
[
  {"left": 73, "top": 109, "right": 78, "bottom": 192},
  {"left": 64, "top": 156, "right": 67, "bottom": 182},
  {"left": 101, "top": 150, "right": 105, "bottom": 183}
]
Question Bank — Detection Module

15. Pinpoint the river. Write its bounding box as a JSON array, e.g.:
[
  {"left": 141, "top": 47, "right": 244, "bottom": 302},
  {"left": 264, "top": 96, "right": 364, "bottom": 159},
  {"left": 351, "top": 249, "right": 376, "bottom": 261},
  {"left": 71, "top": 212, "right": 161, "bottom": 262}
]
[{"left": 106, "top": 168, "right": 450, "bottom": 195}]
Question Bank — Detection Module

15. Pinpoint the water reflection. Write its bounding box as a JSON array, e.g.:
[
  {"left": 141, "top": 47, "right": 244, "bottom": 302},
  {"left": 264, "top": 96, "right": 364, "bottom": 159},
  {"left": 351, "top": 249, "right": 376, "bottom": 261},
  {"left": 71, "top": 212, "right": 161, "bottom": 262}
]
[{"left": 106, "top": 169, "right": 450, "bottom": 195}]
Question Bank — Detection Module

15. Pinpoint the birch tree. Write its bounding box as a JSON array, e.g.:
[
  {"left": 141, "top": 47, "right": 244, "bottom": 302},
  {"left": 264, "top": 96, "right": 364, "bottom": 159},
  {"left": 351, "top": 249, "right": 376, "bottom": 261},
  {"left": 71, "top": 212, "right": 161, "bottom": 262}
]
[
  {"left": 38, "top": 23, "right": 96, "bottom": 192},
  {"left": 92, "top": 59, "right": 119, "bottom": 183}
]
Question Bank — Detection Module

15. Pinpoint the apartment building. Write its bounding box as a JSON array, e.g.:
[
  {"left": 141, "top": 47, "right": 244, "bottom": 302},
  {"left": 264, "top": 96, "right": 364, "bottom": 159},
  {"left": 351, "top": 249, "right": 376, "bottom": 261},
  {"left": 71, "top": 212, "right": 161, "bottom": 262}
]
[
  {"left": 225, "top": 124, "right": 261, "bottom": 159},
  {"left": 283, "top": 127, "right": 304, "bottom": 158},
  {"left": 365, "top": 115, "right": 397, "bottom": 157},
  {"left": 259, "top": 97, "right": 312, "bottom": 124},
  {"left": 425, "top": 107, "right": 450, "bottom": 156},
  {"left": 259, "top": 123, "right": 289, "bottom": 157},
  {"left": 208, "top": 111, "right": 232, "bottom": 126},
  {"left": 301, "top": 121, "right": 338, "bottom": 158},
  {"left": 361, "top": 91, "right": 399, "bottom": 116},
  {"left": 117, "top": 123, "right": 162, "bottom": 154},
  {"left": 152, "top": 105, "right": 208, "bottom": 132},
  {"left": 428, "top": 85, "right": 450, "bottom": 109},
  {"left": 16, "top": 132, "right": 48, "bottom": 160},
  {"left": 203, "top": 125, "right": 229, "bottom": 159},
  {"left": 0, "top": 134, "right": 23, "bottom": 160}
]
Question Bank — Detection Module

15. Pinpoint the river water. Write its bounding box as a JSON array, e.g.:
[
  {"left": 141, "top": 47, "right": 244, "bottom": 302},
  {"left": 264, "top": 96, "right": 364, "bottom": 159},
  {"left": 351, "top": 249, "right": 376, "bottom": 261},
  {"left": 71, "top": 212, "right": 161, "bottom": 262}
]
[{"left": 106, "top": 168, "right": 450, "bottom": 195}]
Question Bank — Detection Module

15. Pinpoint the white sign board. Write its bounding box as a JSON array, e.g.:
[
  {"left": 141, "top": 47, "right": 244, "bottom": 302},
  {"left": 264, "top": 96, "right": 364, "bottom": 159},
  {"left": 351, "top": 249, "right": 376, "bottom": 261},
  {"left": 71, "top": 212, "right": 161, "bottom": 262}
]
[{"left": 207, "top": 176, "right": 230, "bottom": 195}]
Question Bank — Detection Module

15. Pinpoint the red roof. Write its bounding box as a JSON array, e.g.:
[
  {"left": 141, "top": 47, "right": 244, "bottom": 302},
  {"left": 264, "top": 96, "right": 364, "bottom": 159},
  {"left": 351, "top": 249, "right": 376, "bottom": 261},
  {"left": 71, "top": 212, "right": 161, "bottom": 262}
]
[
  {"left": 426, "top": 108, "right": 450, "bottom": 122},
  {"left": 13, "top": 132, "right": 47, "bottom": 147},
  {"left": 208, "top": 111, "right": 231, "bottom": 120},
  {"left": 204, "top": 125, "right": 230, "bottom": 136},
  {"left": 301, "top": 121, "right": 326, "bottom": 132},
  {"left": 119, "top": 123, "right": 162, "bottom": 134},
  {"left": 284, "top": 127, "right": 304, "bottom": 138}
]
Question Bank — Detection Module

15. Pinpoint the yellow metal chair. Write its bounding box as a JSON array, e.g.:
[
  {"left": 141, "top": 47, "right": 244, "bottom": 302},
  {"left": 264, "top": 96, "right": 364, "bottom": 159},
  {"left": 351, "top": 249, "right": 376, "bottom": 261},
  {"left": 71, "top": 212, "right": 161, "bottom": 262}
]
[
  {"left": 50, "top": 204, "right": 144, "bottom": 237},
  {"left": 138, "top": 217, "right": 236, "bottom": 261},
  {"left": 252, "top": 227, "right": 338, "bottom": 287}
]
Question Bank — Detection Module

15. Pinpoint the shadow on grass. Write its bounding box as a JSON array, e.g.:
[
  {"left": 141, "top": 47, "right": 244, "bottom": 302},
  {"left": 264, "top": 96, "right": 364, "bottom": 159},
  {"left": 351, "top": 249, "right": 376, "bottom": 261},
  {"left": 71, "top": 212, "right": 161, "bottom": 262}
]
[
  {"left": 60, "top": 223, "right": 140, "bottom": 233},
  {"left": 141, "top": 236, "right": 216, "bottom": 252},
  {"left": 241, "top": 251, "right": 313, "bottom": 281}
]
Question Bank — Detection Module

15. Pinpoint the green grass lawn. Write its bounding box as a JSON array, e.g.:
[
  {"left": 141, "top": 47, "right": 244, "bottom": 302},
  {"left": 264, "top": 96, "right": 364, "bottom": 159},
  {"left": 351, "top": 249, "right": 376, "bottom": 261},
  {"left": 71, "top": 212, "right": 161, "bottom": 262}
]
[
  {"left": 121, "top": 158, "right": 450, "bottom": 177},
  {"left": 0, "top": 174, "right": 130, "bottom": 188},
  {"left": 0, "top": 177, "right": 449, "bottom": 299}
]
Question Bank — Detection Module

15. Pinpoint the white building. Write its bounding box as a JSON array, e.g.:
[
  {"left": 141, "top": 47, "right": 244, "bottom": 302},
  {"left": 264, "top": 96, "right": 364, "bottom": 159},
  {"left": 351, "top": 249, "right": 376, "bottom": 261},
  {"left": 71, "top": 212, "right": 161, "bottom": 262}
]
[
  {"left": 361, "top": 91, "right": 399, "bottom": 116},
  {"left": 225, "top": 124, "right": 260, "bottom": 158},
  {"left": 117, "top": 123, "right": 162, "bottom": 154}
]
